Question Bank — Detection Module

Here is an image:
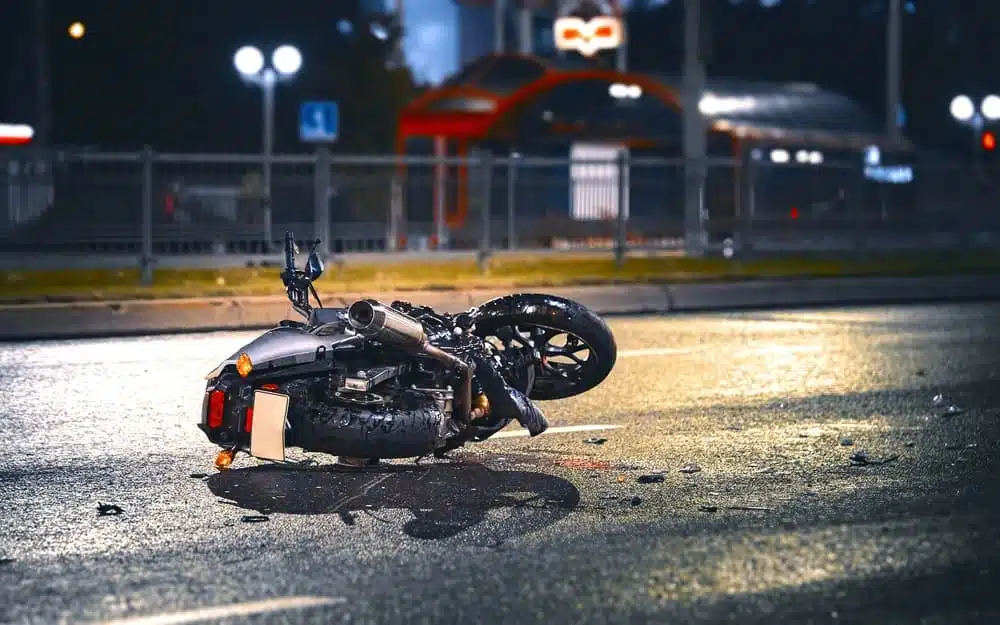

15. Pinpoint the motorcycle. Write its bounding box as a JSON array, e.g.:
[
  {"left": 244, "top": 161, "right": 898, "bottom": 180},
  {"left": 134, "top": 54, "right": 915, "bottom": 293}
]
[{"left": 199, "top": 232, "right": 617, "bottom": 470}]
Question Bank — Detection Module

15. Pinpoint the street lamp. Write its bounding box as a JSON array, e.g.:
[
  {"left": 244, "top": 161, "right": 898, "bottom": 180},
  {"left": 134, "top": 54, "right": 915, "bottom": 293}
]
[
  {"left": 233, "top": 44, "right": 302, "bottom": 252},
  {"left": 950, "top": 93, "right": 1000, "bottom": 181},
  {"left": 949, "top": 93, "right": 1000, "bottom": 128}
]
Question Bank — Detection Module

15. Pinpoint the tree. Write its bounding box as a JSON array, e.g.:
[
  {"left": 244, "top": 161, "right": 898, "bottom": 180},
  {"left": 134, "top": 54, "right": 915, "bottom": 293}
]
[{"left": 320, "top": 14, "right": 422, "bottom": 154}]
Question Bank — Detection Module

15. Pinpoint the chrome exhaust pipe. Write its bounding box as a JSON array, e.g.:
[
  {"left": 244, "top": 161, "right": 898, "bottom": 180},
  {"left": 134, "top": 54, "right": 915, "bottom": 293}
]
[
  {"left": 348, "top": 300, "right": 472, "bottom": 422},
  {"left": 348, "top": 300, "right": 427, "bottom": 350}
]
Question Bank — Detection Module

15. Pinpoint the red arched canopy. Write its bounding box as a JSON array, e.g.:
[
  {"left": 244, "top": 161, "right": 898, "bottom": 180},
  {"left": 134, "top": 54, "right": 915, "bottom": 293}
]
[{"left": 397, "top": 66, "right": 681, "bottom": 145}]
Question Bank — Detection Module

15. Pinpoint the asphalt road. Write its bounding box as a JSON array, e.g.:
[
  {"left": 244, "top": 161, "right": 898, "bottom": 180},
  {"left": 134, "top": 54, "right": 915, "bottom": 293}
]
[{"left": 2, "top": 303, "right": 1000, "bottom": 625}]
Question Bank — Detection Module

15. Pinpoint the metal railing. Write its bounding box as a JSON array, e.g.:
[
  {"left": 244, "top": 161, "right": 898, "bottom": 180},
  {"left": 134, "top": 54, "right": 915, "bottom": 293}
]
[{"left": 1, "top": 147, "right": 998, "bottom": 275}]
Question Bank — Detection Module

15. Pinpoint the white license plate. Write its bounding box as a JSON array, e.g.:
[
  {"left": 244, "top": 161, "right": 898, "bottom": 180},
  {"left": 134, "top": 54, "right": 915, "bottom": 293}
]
[{"left": 250, "top": 390, "right": 290, "bottom": 462}]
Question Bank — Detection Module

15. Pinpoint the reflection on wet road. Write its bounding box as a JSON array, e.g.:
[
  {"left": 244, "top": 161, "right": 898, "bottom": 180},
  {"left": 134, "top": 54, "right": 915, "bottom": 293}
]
[{"left": 2, "top": 303, "right": 1000, "bottom": 624}]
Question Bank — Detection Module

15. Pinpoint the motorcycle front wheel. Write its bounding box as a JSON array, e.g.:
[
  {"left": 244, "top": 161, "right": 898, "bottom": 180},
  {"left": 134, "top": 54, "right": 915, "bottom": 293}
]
[{"left": 472, "top": 294, "right": 617, "bottom": 401}]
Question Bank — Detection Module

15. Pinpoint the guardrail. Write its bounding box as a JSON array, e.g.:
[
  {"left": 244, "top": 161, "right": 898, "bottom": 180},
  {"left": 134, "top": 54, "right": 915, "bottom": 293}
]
[{"left": 2, "top": 148, "right": 998, "bottom": 275}]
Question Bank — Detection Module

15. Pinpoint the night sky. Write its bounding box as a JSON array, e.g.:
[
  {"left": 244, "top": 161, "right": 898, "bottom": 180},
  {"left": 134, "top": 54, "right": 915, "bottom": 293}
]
[{"left": 0, "top": 0, "right": 995, "bottom": 153}]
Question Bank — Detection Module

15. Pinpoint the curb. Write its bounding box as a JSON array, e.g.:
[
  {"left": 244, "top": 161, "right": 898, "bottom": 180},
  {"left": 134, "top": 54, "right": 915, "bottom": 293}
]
[{"left": 1, "top": 275, "right": 998, "bottom": 342}]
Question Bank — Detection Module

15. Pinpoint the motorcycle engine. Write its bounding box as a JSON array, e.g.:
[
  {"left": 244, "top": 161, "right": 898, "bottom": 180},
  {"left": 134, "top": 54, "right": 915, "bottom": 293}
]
[{"left": 282, "top": 359, "right": 462, "bottom": 459}]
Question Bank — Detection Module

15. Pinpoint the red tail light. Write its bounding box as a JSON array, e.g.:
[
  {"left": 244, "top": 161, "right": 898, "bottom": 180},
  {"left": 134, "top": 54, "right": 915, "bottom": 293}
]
[
  {"left": 261, "top": 384, "right": 278, "bottom": 391},
  {"left": 207, "top": 390, "right": 225, "bottom": 428},
  {"left": 244, "top": 407, "right": 254, "bottom": 433}
]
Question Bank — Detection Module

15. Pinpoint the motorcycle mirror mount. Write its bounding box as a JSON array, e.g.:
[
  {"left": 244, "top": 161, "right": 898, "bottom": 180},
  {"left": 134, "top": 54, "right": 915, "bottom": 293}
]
[{"left": 305, "top": 240, "right": 325, "bottom": 282}]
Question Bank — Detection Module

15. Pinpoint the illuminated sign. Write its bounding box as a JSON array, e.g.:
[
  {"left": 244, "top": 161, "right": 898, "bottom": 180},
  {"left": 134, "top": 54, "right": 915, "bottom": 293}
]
[
  {"left": 554, "top": 1, "right": 623, "bottom": 58},
  {"left": 0, "top": 123, "right": 34, "bottom": 146}
]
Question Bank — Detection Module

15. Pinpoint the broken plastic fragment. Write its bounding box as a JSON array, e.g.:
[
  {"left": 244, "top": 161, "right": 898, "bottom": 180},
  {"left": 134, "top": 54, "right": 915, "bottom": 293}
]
[
  {"left": 630, "top": 496, "right": 642, "bottom": 506},
  {"left": 583, "top": 437, "right": 607, "bottom": 445},
  {"left": 940, "top": 405, "right": 965, "bottom": 418},
  {"left": 698, "top": 505, "right": 718, "bottom": 512},
  {"left": 839, "top": 437, "right": 854, "bottom": 446},
  {"left": 96, "top": 503, "right": 123, "bottom": 516},
  {"left": 637, "top": 473, "right": 665, "bottom": 484},
  {"left": 678, "top": 464, "right": 702, "bottom": 474},
  {"left": 849, "top": 451, "right": 899, "bottom": 466},
  {"left": 241, "top": 515, "right": 270, "bottom": 523}
]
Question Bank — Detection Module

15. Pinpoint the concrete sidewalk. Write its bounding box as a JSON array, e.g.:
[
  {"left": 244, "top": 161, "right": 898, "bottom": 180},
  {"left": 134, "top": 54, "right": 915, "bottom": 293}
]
[{"left": 1, "top": 274, "right": 998, "bottom": 341}]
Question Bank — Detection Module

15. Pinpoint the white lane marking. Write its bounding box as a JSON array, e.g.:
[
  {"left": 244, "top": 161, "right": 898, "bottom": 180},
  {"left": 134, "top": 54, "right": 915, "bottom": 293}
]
[
  {"left": 619, "top": 344, "right": 822, "bottom": 358},
  {"left": 92, "top": 596, "right": 346, "bottom": 625},
  {"left": 489, "top": 424, "right": 623, "bottom": 439}
]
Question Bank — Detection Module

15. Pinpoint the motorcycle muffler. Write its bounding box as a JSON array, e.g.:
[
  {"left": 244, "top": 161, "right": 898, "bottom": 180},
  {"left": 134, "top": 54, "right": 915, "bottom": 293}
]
[{"left": 348, "top": 299, "right": 472, "bottom": 421}]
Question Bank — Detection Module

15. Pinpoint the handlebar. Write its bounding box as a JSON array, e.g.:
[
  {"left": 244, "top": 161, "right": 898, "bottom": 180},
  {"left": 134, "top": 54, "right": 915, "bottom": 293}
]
[
  {"left": 283, "top": 232, "right": 297, "bottom": 276},
  {"left": 280, "top": 231, "right": 315, "bottom": 319}
]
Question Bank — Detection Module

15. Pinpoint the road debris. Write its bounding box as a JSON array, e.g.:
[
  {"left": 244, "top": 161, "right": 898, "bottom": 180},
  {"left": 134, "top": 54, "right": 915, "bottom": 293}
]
[
  {"left": 945, "top": 443, "right": 977, "bottom": 451},
  {"left": 678, "top": 464, "right": 702, "bottom": 474},
  {"left": 630, "top": 496, "right": 642, "bottom": 506},
  {"left": 637, "top": 473, "right": 665, "bottom": 484},
  {"left": 839, "top": 437, "right": 855, "bottom": 446},
  {"left": 617, "top": 474, "right": 627, "bottom": 483},
  {"left": 849, "top": 451, "right": 899, "bottom": 466},
  {"left": 932, "top": 394, "right": 966, "bottom": 418},
  {"left": 904, "top": 441, "right": 916, "bottom": 447},
  {"left": 240, "top": 515, "right": 270, "bottom": 523},
  {"left": 188, "top": 473, "right": 208, "bottom": 479},
  {"left": 0, "top": 558, "right": 14, "bottom": 566},
  {"left": 698, "top": 505, "right": 718, "bottom": 513},
  {"left": 583, "top": 437, "right": 607, "bottom": 445},
  {"left": 727, "top": 506, "right": 770, "bottom": 512},
  {"left": 96, "top": 503, "right": 123, "bottom": 516},
  {"left": 940, "top": 405, "right": 966, "bottom": 418}
]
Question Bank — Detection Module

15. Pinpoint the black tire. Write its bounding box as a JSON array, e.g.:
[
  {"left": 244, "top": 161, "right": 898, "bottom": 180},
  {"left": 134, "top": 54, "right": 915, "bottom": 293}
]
[{"left": 471, "top": 294, "right": 617, "bottom": 401}]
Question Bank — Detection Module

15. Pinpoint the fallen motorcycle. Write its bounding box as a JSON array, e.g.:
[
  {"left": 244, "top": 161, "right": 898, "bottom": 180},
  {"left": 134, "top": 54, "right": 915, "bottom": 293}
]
[{"left": 199, "top": 232, "right": 617, "bottom": 469}]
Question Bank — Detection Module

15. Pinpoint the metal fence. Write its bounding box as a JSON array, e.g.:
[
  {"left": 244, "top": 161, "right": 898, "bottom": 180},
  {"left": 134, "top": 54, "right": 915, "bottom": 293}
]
[{"left": 1, "top": 147, "right": 998, "bottom": 271}]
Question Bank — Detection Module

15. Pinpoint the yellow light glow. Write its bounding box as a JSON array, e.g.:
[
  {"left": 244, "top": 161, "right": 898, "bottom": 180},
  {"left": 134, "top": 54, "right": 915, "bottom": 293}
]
[
  {"left": 236, "top": 352, "right": 253, "bottom": 378},
  {"left": 68, "top": 22, "right": 85, "bottom": 39}
]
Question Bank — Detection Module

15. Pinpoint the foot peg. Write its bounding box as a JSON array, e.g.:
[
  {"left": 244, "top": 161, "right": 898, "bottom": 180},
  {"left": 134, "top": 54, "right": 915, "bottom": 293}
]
[
  {"left": 509, "top": 388, "right": 548, "bottom": 436},
  {"left": 470, "top": 355, "right": 549, "bottom": 437}
]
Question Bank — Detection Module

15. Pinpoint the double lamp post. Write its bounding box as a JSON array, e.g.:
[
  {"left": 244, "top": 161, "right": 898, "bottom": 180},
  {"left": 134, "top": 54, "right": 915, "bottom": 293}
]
[{"left": 233, "top": 44, "right": 302, "bottom": 251}]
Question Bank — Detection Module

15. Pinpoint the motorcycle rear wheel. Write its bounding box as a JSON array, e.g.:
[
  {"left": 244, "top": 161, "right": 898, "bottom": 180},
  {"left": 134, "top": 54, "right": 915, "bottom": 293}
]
[{"left": 472, "top": 294, "right": 617, "bottom": 401}]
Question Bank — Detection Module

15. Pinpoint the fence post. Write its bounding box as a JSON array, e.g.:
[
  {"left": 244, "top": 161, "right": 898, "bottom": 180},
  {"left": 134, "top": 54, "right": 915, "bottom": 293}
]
[
  {"left": 852, "top": 168, "right": 867, "bottom": 257},
  {"left": 478, "top": 153, "right": 493, "bottom": 272},
  {"left": 740, "top": 157, "right": 756, "bottom": 260},
  {"left": 140, "top": 146, "right": 154, "bottom": 285},
  {"left": 507, "top": 153, "right": 517, "bottom": 250},
  {"left": 314, "top": 146, "right": 332, "bottom": 258},
  {"left": 614, "top": 150, "right": 628, "bottom": 267}
]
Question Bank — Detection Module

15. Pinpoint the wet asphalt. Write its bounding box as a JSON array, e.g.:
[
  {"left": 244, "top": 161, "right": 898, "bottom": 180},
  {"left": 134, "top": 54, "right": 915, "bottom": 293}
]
[{"left": 2, "top": 303, "right": 1000, "bottom": 625}]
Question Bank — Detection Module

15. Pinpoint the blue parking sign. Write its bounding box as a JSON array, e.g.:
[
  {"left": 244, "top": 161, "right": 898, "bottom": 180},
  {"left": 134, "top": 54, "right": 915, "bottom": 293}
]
[{"left": 300, "top": 101, "right": 339, "bottom": 143}]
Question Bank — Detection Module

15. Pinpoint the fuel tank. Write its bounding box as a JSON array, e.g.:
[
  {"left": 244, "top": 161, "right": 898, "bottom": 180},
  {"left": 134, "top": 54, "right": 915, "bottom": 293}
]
[{"left": 204, "top": 326, "right": 360, "bottom": 380}]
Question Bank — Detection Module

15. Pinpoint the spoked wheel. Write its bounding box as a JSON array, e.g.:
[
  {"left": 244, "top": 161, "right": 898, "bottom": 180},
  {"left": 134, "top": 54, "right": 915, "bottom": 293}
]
[{"left": 473, "top": 294, "right": 617, "bottom": 400}]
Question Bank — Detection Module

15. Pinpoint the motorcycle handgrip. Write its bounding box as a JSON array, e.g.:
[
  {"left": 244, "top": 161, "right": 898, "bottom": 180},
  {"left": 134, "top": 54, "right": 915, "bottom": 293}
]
[{"left": 283, "top": 232, "right": 296, "bottom": 274}]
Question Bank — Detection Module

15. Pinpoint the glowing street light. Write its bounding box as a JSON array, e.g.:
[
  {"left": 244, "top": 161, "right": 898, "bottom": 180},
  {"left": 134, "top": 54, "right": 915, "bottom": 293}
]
[
  {"left": 949, "top": 95, "right": 975, "bottom": 123},
  {"left": 949, "top": 93, "right": 1000, "bottom": 126},
  {"left": 232, "top": 44, "right": 303, "bottom": 252},
  {"left": 68, "top": 22, "right": 85, "bottom": 39},
  {"left": 982, "top": 95, "right": 1000, "bottom": 122}
]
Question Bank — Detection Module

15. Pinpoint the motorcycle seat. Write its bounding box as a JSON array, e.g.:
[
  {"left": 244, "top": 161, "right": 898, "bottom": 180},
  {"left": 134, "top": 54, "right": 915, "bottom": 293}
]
[{"left": 309, "top": 308, "right": 345, "bottom": 326}]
